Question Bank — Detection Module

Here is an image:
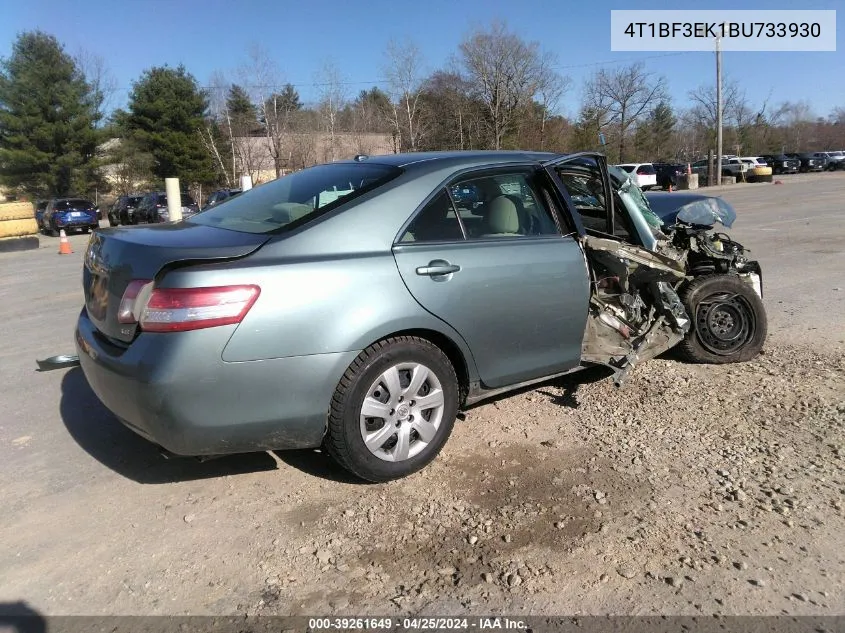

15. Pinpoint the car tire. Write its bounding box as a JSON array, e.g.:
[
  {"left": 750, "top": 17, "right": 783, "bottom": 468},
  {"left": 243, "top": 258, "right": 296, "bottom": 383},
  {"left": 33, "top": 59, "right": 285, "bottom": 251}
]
[
  {"left": 677, "top": 274, "right": 767, "bottom": 364},
  {"left": 324, "top": 336, "right": 460, "bottom": 483}
]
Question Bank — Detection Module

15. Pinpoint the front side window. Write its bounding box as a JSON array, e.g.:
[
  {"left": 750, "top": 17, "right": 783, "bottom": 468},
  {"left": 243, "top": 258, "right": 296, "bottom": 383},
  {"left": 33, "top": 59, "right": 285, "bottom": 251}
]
[
  {"left": 556, "top": 168, "right": 608, "bottom": 234},
  {"left": 190, "top": 162, "right": 402, "bottom": 234}
]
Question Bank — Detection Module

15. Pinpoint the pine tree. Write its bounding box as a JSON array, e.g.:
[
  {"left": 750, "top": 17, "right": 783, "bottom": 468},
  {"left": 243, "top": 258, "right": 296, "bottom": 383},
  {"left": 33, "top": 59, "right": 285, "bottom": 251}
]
[
  {"left": 125, "top": 65, "right": 215, "bottom": 186},
  {"left": 0, "top": 30, "right": 101, "bottom": 198},
  {"left": 570, "top": 106, "right": 605, "bottom": 153},
  {"left": 647, "top": 101, "right": 676, "bottom": 161}
]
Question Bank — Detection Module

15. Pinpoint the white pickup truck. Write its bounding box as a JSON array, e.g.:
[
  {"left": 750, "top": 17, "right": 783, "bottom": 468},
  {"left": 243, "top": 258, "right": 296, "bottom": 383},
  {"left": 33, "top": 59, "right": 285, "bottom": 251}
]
[{"left": 691, "top": 157, "right": 749, "bottom": 181}]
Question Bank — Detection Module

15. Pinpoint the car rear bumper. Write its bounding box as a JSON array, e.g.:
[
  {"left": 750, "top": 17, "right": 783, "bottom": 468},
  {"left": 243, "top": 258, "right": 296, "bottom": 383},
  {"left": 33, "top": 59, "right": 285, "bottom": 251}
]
[
  {"left": 56, "top": 216, "right": 98, "bottom": 227},
  {"left": 74, "top": 307, "right": 359, "bottom": 456}
]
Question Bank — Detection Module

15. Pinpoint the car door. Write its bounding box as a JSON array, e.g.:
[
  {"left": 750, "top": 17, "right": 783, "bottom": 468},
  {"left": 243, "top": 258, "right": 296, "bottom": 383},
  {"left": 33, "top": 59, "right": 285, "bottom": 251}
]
[{"left": 392, "top": 166, "right": 590, "bottom": 389}]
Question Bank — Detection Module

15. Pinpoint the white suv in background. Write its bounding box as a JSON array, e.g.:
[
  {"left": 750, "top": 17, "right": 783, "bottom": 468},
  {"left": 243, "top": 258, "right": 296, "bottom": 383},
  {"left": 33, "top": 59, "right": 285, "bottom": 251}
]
[{"left": 616, "top": 163, "right": 658, "bottom": 190}]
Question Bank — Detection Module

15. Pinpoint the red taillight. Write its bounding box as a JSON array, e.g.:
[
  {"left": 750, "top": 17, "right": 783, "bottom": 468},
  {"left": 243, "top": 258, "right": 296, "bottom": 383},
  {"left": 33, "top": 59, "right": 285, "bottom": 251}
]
[
  {"left": 118, "top": 279, "right": 153, "bottom": 323},
  {"left": 139, "top": 285, "right": 261, "bottom": 332}
]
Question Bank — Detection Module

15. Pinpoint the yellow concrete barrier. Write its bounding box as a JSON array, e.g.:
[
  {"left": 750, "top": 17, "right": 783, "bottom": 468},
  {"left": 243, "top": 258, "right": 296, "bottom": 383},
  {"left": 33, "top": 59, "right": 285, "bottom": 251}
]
[
  {"left": 0, "top": 217, "right": 39, "bottom": 238},
  {"left": 0, "top": 201, "right": 35, "bottom": 222}
]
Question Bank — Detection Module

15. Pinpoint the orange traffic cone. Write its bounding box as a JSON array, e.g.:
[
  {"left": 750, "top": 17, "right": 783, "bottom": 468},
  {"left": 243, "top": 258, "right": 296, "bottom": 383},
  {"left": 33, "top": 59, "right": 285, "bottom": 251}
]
[
  {"left": 58, "top": 229, "right": 73, "bottom": 255},
  {"left": 668, "top": 184, "right": 673, "bottom": 192}
]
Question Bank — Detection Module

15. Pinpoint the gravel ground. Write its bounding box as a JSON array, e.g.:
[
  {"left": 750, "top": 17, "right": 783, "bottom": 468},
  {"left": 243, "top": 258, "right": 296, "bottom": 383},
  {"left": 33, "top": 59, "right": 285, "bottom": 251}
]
[
  {"left": 241, "top": 344, "right": 844, "bottom": 617},
  {"left": 1, "top": 173, "right": 843, "bottom": 617}
]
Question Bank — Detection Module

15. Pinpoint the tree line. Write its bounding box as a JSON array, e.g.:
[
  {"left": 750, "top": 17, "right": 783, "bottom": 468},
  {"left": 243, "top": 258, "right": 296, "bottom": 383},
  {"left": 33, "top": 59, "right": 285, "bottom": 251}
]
[{"left": 2, "top": 26, "right": 844, "bottom": 201}]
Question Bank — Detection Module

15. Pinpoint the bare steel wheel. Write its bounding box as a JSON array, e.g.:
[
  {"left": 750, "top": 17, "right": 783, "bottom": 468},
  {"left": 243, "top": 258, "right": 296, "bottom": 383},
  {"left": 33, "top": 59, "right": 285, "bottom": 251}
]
[
  {"left": 678, "top": 274, "right": 767, "bottom": 364},
  {"left": 324, "top": 336, "right": 459, "bottom": 482},
  {"left": 360, "top": 362, "right": 445, "bottom": 462}
]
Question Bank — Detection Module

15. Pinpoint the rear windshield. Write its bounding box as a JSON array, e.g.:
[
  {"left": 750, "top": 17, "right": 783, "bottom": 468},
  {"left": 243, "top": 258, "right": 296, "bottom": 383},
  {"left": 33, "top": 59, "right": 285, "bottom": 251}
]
[
  {"left": 55, "top": 199, "right": 94, "bottom": 210},
  {"left": 127, "top": 196, "right": 143, "bottom": 205},
  {"left": 189, "top": 163, "right": 402, "bottom": 234},
  {"left": 638, "top": 164, "right": 656, "bottom": 174}
]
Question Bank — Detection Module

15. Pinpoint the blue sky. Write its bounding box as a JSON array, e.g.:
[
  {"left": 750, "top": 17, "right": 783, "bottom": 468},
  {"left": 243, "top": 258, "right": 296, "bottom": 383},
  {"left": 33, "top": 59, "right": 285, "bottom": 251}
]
[{"left": 2, "top": 0, "right": 841, "bottom": 120}]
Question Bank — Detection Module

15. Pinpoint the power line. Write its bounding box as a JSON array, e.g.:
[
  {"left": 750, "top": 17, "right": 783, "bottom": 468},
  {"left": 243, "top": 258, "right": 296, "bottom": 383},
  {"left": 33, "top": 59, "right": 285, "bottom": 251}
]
[{"left": 550, "top": 51, "right": 696, "bottom": 70}]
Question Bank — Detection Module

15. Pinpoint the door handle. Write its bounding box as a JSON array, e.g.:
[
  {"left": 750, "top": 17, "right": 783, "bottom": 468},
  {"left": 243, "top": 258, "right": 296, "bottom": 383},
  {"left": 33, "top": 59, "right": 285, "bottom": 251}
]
[{"left": 416, "top": 260, "right": 461, "bottom": 276}]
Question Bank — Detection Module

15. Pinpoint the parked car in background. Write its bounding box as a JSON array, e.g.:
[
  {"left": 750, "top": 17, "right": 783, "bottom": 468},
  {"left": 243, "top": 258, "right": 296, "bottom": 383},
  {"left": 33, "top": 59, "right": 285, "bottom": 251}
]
[
  {"left": 34, "top": 200, "right": 48, "bottom": 231},
  {"left": 738, "top": 157, "right": 773, "bottom": 183},
  {"left": 759, "top": 154, "right": 800, "bottom": 175},
  {"left": 137, "top": 191, "right": 200, "bottom": 223},
  {"left": 816, "top": 151, "right": 845, "bottom": 170},
  {"left": 615, "top": 163, "right": 658, "bottom": 189},
  {"left": 692, "top": 157, "right": 749, "bottom": 182},
  {"left": 108, "top": 194, "right": 145, "bottom": 226},
  {"left": 204, "top": 188, "right": 243, "bottom": 208},
  {"left": 75, "top": 150, "right": 766, "bottom": 483},
  {"left": 652, "top": 163, "right": 687, "bottom": 190},
  {"left": 722, "top": 157, "right": 751, "bottom": 180},
  {"left": 787, "top": 152, "right": 827, "bottom": 172},
  {"left": 41, "top": 198, "right": 99, "bottom": 235}
]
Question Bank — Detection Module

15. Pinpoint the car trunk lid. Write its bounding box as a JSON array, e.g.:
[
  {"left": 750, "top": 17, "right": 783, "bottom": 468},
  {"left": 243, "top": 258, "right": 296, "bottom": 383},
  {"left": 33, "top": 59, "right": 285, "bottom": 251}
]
[{"left": 83, "top": 223, "right": 270, "bottom": 343}]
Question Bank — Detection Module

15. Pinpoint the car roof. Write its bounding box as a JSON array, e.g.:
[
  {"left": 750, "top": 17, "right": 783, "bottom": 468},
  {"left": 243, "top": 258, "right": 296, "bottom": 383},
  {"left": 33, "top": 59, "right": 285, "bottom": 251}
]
[{"left": 334, "top": 150, "right": 562, "bottom": 172}]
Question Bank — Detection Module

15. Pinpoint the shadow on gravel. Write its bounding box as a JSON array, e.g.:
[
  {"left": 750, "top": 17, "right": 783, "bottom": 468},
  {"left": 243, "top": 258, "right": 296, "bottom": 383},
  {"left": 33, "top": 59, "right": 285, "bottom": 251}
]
[
  {"left": 272, "top": 449, "right": 371, "bottom": 485},
  {"left": 59, "top": 368, "right": 278, "bottom": 484},
  {"left": 0, "top": 601, "right": 46, "bottom": 633}
]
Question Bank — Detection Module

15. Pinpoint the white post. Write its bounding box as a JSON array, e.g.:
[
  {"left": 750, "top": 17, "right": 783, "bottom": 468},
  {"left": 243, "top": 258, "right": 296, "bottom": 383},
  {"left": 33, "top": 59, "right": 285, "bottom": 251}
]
[
  {"left": 165, "top": 177, "right": 182, "bottom": 222},
  {"left": 239, "top": 175, "right": 253, "bottom": 192}
]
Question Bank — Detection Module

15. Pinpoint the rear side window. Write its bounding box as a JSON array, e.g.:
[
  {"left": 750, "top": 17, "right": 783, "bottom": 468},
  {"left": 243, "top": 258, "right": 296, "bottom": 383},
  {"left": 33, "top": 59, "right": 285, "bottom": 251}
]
[
  {"left": 56, "top": 199, "right": 94, "bottom": 210},
  {"left": 399, "top": 191, "right": 464, "bottom": 243},
  {"left": 190, "top": 163, "right": 402, "bottom": 234}
]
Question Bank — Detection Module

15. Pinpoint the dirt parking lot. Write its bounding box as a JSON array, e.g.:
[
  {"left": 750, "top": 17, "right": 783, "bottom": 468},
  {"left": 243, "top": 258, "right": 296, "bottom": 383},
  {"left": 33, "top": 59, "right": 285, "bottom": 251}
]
[{"left": 1, "top": 173, "right": 843, "bottom": 617}]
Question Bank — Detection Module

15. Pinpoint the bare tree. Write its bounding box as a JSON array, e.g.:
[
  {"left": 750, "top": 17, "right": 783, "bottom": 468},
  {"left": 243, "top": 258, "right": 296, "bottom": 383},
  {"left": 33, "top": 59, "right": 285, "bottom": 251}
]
[
  {"left": 383, "top": 39, "right": 426, "bottom": 151},
  {"left": 777, "top": 101, "right": 817, "bottom": 151},
  {"left": 583, "top": 62, "right": 667, "bottom": 162},
  {"left": 458, "top": 21, "right": 547, "bottom": 150},
  {"left": 240, "top": 45, "right": 298, "bottom": 178},
  {"left": 316, "top": 59, "right": 347, "bottom": 162},
  {"left": 74, "top": 49, "right": 118, "bottom": 126},
  {"left": 536, "top": 53, "right": 571, "bottom": 150},
  {"left": 202, "top": 71, "right": 234, "bottom": 186}
]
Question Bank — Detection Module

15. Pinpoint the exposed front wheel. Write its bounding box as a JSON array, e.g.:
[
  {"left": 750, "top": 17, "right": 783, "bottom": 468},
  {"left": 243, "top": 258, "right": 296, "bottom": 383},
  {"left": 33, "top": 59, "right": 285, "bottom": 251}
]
[
  {"left": 324, "top": 336, "right": 460, "bottom": 482},
  {"left": 678, "top": 274, "right": 767, "bottom": 364}
]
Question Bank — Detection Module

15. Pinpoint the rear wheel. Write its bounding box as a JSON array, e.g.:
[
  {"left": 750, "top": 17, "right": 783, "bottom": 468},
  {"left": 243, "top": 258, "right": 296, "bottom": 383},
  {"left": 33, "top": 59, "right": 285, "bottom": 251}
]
[
  {"left": 324, "top": 336, "right": 459, "bottom": 482},
  {"left": 678, "top": 274, "right": 767, "bottom": 364}
]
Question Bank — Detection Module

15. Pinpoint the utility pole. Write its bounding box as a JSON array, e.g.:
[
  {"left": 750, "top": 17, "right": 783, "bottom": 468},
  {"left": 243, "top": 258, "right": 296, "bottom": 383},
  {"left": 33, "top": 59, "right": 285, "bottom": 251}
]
[{"left": 716, "top": 35, "right": 723, "bottom": 185}]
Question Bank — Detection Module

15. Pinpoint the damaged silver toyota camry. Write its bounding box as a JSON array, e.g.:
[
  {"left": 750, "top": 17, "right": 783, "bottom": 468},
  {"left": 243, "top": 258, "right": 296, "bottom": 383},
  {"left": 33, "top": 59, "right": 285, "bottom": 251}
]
[{"left": 75, "top": 151, "right": 766, "bottom": 482}]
